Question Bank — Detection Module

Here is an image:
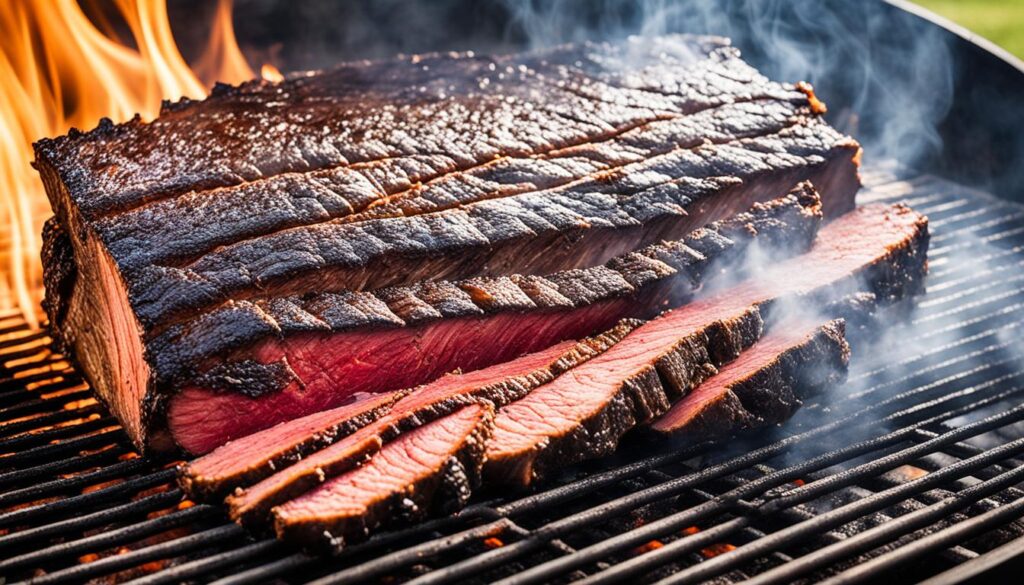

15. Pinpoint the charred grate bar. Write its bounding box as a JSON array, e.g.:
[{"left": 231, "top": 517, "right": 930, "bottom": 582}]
[{"left": 2, "top": 165, "right": 1024, "bottom": 584}]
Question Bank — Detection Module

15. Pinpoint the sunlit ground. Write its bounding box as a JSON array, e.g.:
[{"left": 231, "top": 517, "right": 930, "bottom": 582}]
[{"left": 917, "top": 0, "right": 1024, "bottom": 59}]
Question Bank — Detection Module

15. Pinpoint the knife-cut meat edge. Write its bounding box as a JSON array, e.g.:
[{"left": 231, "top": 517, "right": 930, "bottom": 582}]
[
  {"left": 648, "top": 318, "right": 850, "bottom": 437},
  {"left": 272, "top": 404, "right": 494, "bottom": 548},
  {"left": 38, "top": 37, "right": 860, "bottom": 455}
]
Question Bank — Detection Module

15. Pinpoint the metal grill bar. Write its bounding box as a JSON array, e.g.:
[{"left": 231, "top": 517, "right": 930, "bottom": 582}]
[
  {"left": 0, "top": 416, "right": 117, "bottom": 451},
  {"left": 121, "top": 539, "right": 284, "bottom": 585},
  {"left": 918, "top": 532, "right": 1024, "bottom": 585},
  {"left": 0, "top": 378, "right": 80, "bottom": 408},
  {"left": 0, "top": 390, "right": 94, "bottom": 422},
  {"left": 210, "top": 553, "right": 314, "bottom": 585},
  {"left": 846, "top": 318, "right": 1022, "bottom": 385},
  {"left": 662, "top": 461, "right": 1024, "bottom": 585},
  {"left": 819, "top": 501, "right": 1024, "bottom": 585},
  {"left": 0, "top": 504, "right": 218, "bottom": 574},
  {"left": 0, "top": 405, "right": 107, "bottom": 440},
  {"left": 0, "top": 456, "right": 149, "bottom": 507},
  {"left": 0, "top": 447, "right": 124, "bottom": 489},
  {"left": 0, "top": 490, "right": 184, "bottom": 553},
  {"left": 304, "top": 519, "right": 521, "bottom": 585},
  {"left": 0, "top": 469, "right": 174, "bottom": 529},
  {"left": 744, "top": 477, "right": 1024, "bottom": 585},
  {"left": 563, "top": 408, "right": 1024, "bottom": 585},
  {"left": 20, "top": 524, "right": 247, "bottom": 585},
  {"left": 0, "top": 427, "right": 126, "bottom": 467}
]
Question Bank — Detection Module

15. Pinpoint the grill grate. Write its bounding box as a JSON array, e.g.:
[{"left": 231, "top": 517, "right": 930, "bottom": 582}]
[{"left": 3, "top": 166, "right": 1024, "bottom": 584}]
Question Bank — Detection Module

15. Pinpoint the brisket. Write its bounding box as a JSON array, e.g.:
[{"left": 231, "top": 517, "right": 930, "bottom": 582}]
[
  {"left": 177, "top": 392, "right": 400, "bottom": 501},
  {"left": 648, "top": 319, "right": 850, "bottom": 437},
  {"left": 223, "top": 324, "right": 634, "bottom": 525},
  {"left": 166, "top": 187, "right": 820, "bottom": 454},
  {"left": 272, "top": 404, "right": 493, "bottom": 548},
  {"left": 37, "top": 36, "right": 859, "bottom": 453},
  {"left": 484, "top": 203, "right": 928, "bottom": 486}
]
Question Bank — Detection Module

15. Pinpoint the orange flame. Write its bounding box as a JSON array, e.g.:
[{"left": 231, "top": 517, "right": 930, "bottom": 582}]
[
  {"left": 633, "top": 540, "right": 664, "bottom": 555},
  {"left": 0, "top": 0, "right": 257, "bottom": 327},
  {"left": 261, "top": 63, "right": 284, "bottom": 83},
  {"left": 701, "top": 543, "right": 737, "bottom": 559}
]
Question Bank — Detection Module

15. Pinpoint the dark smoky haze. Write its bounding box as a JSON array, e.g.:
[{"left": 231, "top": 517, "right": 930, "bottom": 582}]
[{"left": 206, "top": 0, "right": 1024, "bottom": 455}]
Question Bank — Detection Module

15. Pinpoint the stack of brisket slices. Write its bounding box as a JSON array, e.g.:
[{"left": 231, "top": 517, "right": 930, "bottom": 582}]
[
  {"left": 176, "top": 195, "right": 928, "bottom": 547},
  {"left": 33, "top": 34, "right": 932, "bottom": 547}
]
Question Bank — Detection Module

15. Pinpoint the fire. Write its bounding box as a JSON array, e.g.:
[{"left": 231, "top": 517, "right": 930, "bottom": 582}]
[
  {"left": 633, "top": 540, "right": 664, "bottom": 555},
  {"left": 261, "top": 63, "right": 284, "bottom": 83},
  {"left": 701, "top": 543, "right": 737, "bottom": 558},
  {"left": 63, "top": 397, "right": 98, "bottom": 410},
  {"left": 0, "top": 0, "right": 258, "bottom": 327}
]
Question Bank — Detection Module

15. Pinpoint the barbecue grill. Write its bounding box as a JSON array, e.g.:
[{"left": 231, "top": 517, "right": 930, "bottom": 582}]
[{"left": 4, "top": 1, "right": 1024, "bottom": 583}]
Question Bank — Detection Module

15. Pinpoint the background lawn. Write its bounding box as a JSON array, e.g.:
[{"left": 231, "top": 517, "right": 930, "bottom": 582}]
[{"left": 916, "top": 0, "right": 1024, "bottom": 59}]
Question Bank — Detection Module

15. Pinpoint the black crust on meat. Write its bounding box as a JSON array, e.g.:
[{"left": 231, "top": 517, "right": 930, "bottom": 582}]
[
  {"left": 193, "top": 358, "right": 301, "bottom": 398},
  {"left": 34, "top": 34, "right": 861, "bottom": 452},
  {"left": 40, "top": 218, "right": 76, "bottom": 353}
]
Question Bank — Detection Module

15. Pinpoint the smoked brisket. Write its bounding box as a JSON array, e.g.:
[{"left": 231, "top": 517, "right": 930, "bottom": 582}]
[
  {"left": 239, "top": 202, "right": 924, "bottom": 546},
  {"left": 37, "top": 36, "right": 859, "bottom": 453},
  {"left": 648, "top": 319, "right": 850, "bottom": 437}
]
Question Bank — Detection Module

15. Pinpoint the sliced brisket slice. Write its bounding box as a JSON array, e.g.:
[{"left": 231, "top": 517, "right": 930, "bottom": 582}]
[
  {"left": 39, "top": 36, "right": 859, "bottom": 454},
  {"left": 224, "top": 324, "right": 633, "bottom": 525},
  {"left": 485, "top": 203, "right": 928, "bottom": 486},
  {"left": 177, "top": 392, "right": 400, "bottom": 501},
  {"left": 649, "top": 319, "right": 850, "bottom": 437},
  {"left": 164, "top": 188, "right": 821, "bottom": 454},
  {"left": 272, "top": 404, "right": 493, "bottom": 548}
]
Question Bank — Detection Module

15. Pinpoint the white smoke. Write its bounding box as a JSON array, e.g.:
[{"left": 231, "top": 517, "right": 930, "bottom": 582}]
[{"left": 499, "top": 0, "right": 956, "bottom": 174}]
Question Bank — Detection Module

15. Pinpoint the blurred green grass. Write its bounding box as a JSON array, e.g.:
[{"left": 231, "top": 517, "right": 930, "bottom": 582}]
[{"left": 916, "top": 0, "right": 1024, "bottom": 59}]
